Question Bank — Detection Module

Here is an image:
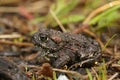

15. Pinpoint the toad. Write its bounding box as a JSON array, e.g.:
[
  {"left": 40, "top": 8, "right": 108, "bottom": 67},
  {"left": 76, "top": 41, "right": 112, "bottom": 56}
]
[{"left": 32, "top": 28, "right": 101, "bottom": 68}]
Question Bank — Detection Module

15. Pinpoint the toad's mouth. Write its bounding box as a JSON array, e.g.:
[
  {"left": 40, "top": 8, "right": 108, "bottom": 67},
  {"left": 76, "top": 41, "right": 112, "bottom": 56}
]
[{"left": 35, "top": 43, "right": 61, "bottom": 53}]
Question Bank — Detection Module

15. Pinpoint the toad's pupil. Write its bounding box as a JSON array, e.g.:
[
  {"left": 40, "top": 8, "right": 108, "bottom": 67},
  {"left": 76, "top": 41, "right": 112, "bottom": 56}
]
[{"left": 39, "top": 35, "right": 48, "bottom": 41}]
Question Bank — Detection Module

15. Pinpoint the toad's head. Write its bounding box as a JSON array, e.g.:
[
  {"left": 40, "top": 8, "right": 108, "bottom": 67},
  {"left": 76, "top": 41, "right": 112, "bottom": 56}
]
[{"left": 32, "top": 28, "right": 66, "bottom": 53}]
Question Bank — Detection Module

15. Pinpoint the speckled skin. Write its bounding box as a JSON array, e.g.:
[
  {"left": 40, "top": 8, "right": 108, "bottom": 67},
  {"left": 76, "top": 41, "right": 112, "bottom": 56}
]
[{"left": 32, "top": 28, "right": 101, "bottom": 68}]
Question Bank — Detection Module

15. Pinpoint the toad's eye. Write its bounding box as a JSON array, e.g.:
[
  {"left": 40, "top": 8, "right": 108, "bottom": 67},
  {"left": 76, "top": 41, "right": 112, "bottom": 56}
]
[{"left": 38, "top": 34, "right": 48, "bottom": 41}]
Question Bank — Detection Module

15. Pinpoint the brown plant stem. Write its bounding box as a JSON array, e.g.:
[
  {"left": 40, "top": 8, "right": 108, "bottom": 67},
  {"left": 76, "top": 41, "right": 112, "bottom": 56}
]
[
  {"left": 49, "top": 9, "right": 66, "bottom": 32},
  {"left": 0, "top": 40, "right": 33, "bottom": 47}
]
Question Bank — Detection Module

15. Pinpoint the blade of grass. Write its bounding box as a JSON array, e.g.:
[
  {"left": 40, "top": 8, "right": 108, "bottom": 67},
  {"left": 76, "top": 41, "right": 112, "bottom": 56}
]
[
  {"left": 56, "top": 0, "right": 78, "bottom": 17},
  {"left": 117, "top": 60, "right": 120, "bottom": 65},
  {"left": 48, "top": 78, "right": 52, "bottom": 80},
  {"left": 52, "top": 14, "right": 85, "bottom": 26},
  {"left": 102, "top": 60, "right": 107, "bottom": 80},
  {"left": 90, "top": 5, "right": 120, "bottom": 25},
  {"left": 32, "top": 74, "right": 35, "bottom": 80},
  {"left": 98, "top": 59, "right": 107, "bottom": 80},
  {"left": 102, "top": 34, "right": 117, "bottom": 51},
  {"left": 102, "top": 64, "right": 107, "bottom": 80},
  {"left": 51, "top": 0, "right": 66, "bottom": 15},
  {"left": 30, "top": 16, "right": 47, "bottom": 24},
  {"left": 60, "top": 14, "right": 85, "bottom": 24},
  {"left": 86, "top": 68, "right": 93, "bottom": 80},
  {"left": 53, "top": 71, "right": 57, "bottom": 80},
  {"left": 96, "top": 11, "right": 120, "bottom": 31},
  {"left": 51, "top": 0, "right": 78, "bottom": 16}
]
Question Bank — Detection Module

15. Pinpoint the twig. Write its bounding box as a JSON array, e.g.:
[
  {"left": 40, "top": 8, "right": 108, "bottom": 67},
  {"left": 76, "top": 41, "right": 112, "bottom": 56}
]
[
  {"left": 0, "top": 0, "right": 51, "bottom": 13},
  {"left": 108, "top": 73, "right": 119, "bottom": 80},
  {"left": 49, "top": 9, "right": 66, "bottom": 32},
  {"left": 72, "top": 24, "right": 89, "bottom": 34},
  {"left": 0, "top": 34, "right": 21, "bottom": 39},
  {"left": 53, "top": 68, "right": 80, "bottom": 75},
  {"left": 91, "top": 68, "right": 99, "bottom": 80},
  {"left": 112, "top": 64, "right": 120, "bottom": 67},
  {"left": 0, "top": 7, "right": 48, "bottom": 13},
  {"left": 105, "top": 59, "right": 116, "bottom": 67},
  {"left": 24, "top": 52, "right": 40, "bottom": 61},
  {"left": 0, "top": 0, "right": 21, "bottom": 5},
  {"left": 0, "top": 40, "right": 33, "bottom": 47},
  {"left": 26, "top": 65, "right": 83, "bottom": 78}
]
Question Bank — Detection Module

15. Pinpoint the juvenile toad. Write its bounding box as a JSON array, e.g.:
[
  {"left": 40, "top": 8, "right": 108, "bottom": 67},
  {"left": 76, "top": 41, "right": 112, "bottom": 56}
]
[{"left": 32, "top": 28, "right": 101, "bottom": 68}]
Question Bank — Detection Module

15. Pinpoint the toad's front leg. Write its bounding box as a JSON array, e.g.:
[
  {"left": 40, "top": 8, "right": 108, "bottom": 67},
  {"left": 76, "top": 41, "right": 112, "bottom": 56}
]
[{"left": 52, "top": 55, "right": 71, "bottom": 68}]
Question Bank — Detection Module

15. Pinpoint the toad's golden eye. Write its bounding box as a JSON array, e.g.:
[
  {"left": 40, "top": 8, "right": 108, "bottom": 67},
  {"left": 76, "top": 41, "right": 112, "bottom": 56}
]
[{"left": 39, "top": 34, "right": 48, "bottom": 41}]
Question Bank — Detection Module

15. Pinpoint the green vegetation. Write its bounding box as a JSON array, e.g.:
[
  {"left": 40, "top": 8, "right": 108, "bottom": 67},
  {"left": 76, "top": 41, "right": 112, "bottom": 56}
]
[
  {"left": 86, "top": 69, "right": 93, "bottom": 80},
  {"left": 31, "top": 0, "right": 120, "bottom": 34},
  {"left": 90, "top": 5, "right": 120, "bottom": 32},
  {"left": 86, "top": 60, "right": 107, "bottom": 80},
  {"left": 102, "top": 34, "right": 117, "bottom": 51},
  {"left": 31, "top": 0, "right": 85, "bottom": 26},
  {"left": 98, "top": 60, "right": 107, "bottom": 80}
]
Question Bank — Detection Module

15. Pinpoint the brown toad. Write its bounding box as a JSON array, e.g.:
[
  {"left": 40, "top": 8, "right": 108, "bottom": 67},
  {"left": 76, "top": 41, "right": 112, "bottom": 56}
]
[{"left": 32, "top": 28, "right": 101, "bottom": 68}]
